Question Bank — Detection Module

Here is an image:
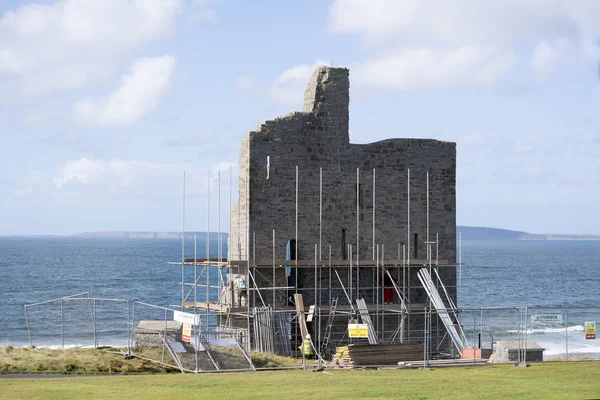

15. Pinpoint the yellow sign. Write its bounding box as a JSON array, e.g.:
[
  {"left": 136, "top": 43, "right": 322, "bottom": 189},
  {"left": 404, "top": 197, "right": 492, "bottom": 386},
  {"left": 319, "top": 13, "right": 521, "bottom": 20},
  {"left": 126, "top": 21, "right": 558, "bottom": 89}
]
[
  {"left": 182, "top": 323, "right": 192, "bottom": 343},
  {"left": 585, "top": 321, "right": 596, "bottom": 340},
  {"left": 348, "top": 323, "right": 369, "bottom": 338}
]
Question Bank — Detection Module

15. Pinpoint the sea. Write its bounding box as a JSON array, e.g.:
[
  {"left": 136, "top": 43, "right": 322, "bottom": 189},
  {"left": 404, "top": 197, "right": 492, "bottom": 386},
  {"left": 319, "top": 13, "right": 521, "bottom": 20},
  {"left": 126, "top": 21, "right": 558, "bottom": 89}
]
[{"left": 0, "top": 237, "right": 598, "bottom": 358}]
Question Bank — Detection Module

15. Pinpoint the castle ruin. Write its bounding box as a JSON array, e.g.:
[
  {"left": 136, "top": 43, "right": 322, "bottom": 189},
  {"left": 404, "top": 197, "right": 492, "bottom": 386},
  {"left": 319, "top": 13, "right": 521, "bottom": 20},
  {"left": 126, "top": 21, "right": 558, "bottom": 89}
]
[{"left": 221, "top": 66, "right": 457, "bottom": 356}]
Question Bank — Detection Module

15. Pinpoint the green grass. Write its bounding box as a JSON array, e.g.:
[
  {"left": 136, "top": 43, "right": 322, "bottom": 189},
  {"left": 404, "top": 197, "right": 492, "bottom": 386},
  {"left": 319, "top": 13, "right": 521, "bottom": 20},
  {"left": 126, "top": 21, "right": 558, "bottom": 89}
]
[
  {"left": 0, "top": 345, "right": 172, "bottom": 374},
  {"left": 1, "top": 347, "right": 599, "bottom": 399},
  {"left": 0, "top": 346, "right": 308, "bottom": 373},
  {"left": 1, "top": 362, "right": 599, "bottom": 399}
]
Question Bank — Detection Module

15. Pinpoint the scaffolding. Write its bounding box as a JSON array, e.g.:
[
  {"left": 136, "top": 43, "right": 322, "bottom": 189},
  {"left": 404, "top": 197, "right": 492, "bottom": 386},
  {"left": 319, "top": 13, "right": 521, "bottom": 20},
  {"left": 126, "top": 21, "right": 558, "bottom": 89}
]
[
  {"left": 173, "top": 247, "right": 459, "bottom": 360},
  {"left": 172, "top": 166, "right": 461, "bottom": 362}
]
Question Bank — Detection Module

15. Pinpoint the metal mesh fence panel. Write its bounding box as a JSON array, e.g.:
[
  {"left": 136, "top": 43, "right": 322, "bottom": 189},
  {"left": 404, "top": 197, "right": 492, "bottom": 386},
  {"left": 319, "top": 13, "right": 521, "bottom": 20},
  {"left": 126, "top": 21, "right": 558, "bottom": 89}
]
[{"left": 24, "top": 295, "right": 129, "bottom": 350}]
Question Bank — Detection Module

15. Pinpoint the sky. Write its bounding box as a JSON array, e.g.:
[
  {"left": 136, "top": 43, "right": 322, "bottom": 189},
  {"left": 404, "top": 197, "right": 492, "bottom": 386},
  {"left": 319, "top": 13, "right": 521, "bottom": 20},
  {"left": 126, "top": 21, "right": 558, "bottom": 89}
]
[{"left": 1, "top": 0, "right": 599, "bottom": 236}]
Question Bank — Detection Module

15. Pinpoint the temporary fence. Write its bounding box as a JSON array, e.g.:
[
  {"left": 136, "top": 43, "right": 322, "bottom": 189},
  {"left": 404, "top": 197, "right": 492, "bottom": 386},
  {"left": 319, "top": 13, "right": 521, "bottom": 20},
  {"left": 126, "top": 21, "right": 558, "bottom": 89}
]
[
  {"left": 22, "top": 292, "right": 600, "bottom": 369},
  {"left": 23, "top": 293, "right": 130, "bottom": 351},
  {"left": 457, "top": 306, "right": 600, "bottom": 363},
  {"left": 130, "top": 301, "right": 254, "bottom": 373}
]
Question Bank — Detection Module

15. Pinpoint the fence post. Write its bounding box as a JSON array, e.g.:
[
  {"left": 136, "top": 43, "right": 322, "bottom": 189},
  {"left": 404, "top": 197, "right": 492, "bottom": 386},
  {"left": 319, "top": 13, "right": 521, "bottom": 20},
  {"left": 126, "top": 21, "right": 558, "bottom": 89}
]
[
  {"left": 126, "top": 300, "right": 130, "bottom": 355},
  {"left": 61, "top": 299, "right": 64, "bottom": 349},
  {"left": 24, "top": 306, "right": 32, "bottom": 346},
  {"left": 131, "top": 302, "right": 137, "bottom": 354},
  {"left": 524, "top": 306, "right": 528, "bottom": 364},
  {"left": 162, "top": 309, "right": 167, "bottom": 364},
  {"left": 92, "top": 299, "right": 97, "bottom": 348},
  {"left": 473, "top": 311, "right": 476, "bottom": 365},
  {"left": 565, "top": 307, "right": 569, "bottom": 361}
]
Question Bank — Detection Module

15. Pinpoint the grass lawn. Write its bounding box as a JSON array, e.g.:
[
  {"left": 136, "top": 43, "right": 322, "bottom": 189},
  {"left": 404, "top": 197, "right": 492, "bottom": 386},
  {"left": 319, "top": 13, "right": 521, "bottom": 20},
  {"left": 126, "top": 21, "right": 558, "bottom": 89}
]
[{"left": 1, "top": 362, "right": 599, "bottom": 400}]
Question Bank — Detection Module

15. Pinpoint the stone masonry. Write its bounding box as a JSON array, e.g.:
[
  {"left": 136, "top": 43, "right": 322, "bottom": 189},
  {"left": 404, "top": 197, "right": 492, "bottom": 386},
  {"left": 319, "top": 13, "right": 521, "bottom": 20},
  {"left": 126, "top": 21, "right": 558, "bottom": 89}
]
[{"left": 227, "top": 66, "right": 456, "bottom": 347}]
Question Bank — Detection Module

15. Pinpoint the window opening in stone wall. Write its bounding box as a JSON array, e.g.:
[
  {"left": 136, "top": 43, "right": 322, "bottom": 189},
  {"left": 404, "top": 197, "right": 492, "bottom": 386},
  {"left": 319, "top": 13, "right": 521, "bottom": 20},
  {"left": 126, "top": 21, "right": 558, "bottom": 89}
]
[
  {"left": 414, "top": 233, "right": 418, "bottom": 259},
  {"left": 355, "top": 184, "right": 364, "bottom": 209},
  {"left": 341, "top": 229, "right": 347, "bottom": 259},
  {"left": 286, "top": 240, "right": 296, "bottom": 306},
  {"left": 356, "top": 184, "right": 364, "bottom": 221},
  {"left": 266, "top": 155, "right": 270, "bottom": 180}
]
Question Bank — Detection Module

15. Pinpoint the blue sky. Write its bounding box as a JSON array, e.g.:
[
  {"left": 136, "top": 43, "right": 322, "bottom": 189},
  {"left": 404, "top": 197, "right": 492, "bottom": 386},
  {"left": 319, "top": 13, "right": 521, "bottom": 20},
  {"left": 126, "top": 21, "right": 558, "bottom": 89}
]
[{"left": 1, "top": 0, "right": 599, "bottom": 235}]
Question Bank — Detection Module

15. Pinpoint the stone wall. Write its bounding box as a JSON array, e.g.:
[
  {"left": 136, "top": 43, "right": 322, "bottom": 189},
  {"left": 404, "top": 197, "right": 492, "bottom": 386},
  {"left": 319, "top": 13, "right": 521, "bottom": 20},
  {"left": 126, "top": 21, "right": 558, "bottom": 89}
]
[{"left": 228, "top": 66, "right": 456, "bottom": 309}]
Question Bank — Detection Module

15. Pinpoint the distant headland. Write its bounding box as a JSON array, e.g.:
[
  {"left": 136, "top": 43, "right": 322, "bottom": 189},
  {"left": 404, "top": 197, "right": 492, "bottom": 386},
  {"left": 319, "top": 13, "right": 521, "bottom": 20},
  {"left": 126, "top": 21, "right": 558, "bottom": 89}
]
[
  {"left": 457, "top": 226, "right": 600, "bottom": 241},
  {"left": 69, "top": 232, "right": 227, "bottom": 239},
  {"left": 2, "top": 227, "right": 599, "bottom": 240}
]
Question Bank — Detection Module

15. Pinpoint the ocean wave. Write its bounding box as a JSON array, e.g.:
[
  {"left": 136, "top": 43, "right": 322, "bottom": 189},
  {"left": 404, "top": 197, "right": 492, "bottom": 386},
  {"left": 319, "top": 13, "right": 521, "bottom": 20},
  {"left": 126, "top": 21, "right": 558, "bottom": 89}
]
[
  {"left": 541, "top": 344, "right": 600, "bottom": 356},
  {"left": 506, "top": 325, "right": 584, "bottom": 335}
]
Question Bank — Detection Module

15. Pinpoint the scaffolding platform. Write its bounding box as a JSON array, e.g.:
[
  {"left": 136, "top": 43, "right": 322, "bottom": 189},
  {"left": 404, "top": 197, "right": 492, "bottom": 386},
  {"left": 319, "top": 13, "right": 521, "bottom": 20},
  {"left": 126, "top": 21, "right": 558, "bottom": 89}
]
[
  {"left": 183, "top": 301, "right": 428, "bottom": 313},
  {"left": 226, "top": 259, "right": 449, "bottom": 267}
]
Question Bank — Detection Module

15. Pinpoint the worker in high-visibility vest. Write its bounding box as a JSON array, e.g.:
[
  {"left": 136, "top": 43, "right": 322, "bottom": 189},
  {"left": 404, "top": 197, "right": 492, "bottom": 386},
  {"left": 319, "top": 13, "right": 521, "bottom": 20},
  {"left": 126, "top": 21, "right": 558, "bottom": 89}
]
[{"left": 299, "top": 334, "right": 314, "bottom": 358}]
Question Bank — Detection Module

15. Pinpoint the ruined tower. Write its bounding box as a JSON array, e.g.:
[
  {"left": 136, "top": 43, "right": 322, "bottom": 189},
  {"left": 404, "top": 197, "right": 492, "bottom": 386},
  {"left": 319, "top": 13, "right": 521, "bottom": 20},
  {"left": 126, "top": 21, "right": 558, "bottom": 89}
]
[{"left": 227, "top": 66, "right": 456, "bottom": 353}]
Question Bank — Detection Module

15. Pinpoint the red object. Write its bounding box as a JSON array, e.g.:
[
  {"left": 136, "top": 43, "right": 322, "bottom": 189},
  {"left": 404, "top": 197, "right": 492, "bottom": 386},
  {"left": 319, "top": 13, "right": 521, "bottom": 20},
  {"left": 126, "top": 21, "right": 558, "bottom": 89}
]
[
  {"left": 586, "top": 334, "right": 596, "bottom": 340},
  {"left": 384, "top": 288, "right": 394, "bottom": 303},
  {"left": 379, "top": 275, "right": 398, "bottom": 304}
]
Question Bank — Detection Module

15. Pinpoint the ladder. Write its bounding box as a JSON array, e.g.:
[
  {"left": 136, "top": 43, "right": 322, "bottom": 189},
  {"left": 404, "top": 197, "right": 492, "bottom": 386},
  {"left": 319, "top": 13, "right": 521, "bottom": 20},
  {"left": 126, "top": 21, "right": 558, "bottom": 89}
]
[
  {"left": 321, "top": 297, "right": 338, "bottom": 353},
  {"left": 417, "top": 268, "right": 464, "bottom": 353},
  {"left": 356, "top": 298, "right": 379, "bottom": 344}
]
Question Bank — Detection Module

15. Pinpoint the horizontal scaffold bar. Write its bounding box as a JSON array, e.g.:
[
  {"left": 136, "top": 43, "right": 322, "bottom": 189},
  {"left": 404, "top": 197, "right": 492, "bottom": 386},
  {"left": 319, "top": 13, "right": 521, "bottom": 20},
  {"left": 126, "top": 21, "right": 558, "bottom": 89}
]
[
  {"left": 182, "top": 301, "right": 429, "bottom": 313},
  {"left": 168, "top": 260, "right": 228, "bottom": 266},
  {"left": 227, "top": 259, "right": 449, "bottom": 267}
]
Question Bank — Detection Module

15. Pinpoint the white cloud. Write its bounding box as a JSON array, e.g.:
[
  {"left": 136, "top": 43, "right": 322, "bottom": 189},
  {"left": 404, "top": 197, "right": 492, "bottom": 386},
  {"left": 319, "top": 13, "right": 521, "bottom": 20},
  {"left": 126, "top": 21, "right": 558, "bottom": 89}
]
[
  {"left": 73, "top": 56, "right": 176, "bottom": 127},
  {"left": 530, "top": 39, "right": 575, "bottom": 81},
  {"left": 328, "top": 0, "right": 599, "bottom": 48},
  {"left": 188, "top": 0, "right": 222, "bottom": 22},
  {"left": 328, "top": 0, "right": 600, "bottom": 84},
  {"left": 50, "top": 157, "right": 237, "bottom": 196},
  {"left": 53, "top": 158, "right": 170, "bottom": 191},
  {"left": 269, "top": 60, "right": 330, "bottom": 105},
  {"left": 0, "top": 0, "right": 184, "bottom": 97},
  {"left": 353, "top": 47, "right": 517, "bottom": 91}
]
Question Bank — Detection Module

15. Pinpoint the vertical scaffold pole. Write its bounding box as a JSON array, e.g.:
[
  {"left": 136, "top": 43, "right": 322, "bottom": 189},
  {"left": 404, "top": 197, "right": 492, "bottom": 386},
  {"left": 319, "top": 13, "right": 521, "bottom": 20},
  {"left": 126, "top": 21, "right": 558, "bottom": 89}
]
[
  {"left": 319, "top": 167, "right": 322, "bottom": 261},
  {"left": 272, "top": 229, "right": 276, "bottom": 307},
  {"left": 295, "top": 166, "right": 298, "bottom": 295},
  {"left": 426, "top": 171, "right": 429, "bottom": 261},
  {"left": 314, "top": 244, "right": 318, "bottom": 308},
  {"left": 329, "top": 244, "right": 332, "bottom": 305},
  {"left": 218, "top": 170, "right": 221, "bottom": 285},
  {"left": 356, "top": 167, "right": 360, "bottom": 302},
  {"left": 206, "top": 170, "right": 210, "bottom": 325},
  {"left": 182, "top": 171, "right": 186, "bottom": 310},
  {"left": 407, "top": 169, "right": 410, "bottom": 265},
  {"left": 459, "top": 231, "right": 462, "bottom": 308},
  {"left": 194, "top": 234, "right": 197, "bottom": 307},
  {"left": 229, "top": 165, "right": 232, "bottom": 256},
  {"left": 407, "top": 169, "right": 411, "bottom": 342},
  {"left": 253, "top": 232, "right": 256, "bottom": 307},
  {"left": 356, "top": 168, "right": 360, "bottom": 265},
  {"left": 349, "top": 244, "right": 353, "bottom": 305},
  {"left": 376, "top": 244, "right": 379, "bottom": 334},
  {"left": 372, "top": 168, "right": 375, "bottom": 260}
]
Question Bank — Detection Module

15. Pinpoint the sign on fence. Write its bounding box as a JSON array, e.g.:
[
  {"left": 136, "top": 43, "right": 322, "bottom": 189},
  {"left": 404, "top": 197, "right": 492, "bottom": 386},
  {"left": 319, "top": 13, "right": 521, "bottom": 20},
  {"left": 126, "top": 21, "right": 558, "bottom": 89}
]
[
  {"left": 174, "top": 310, "right": 200, "bottom": 326},
  {"left": 531, "top": 314, "right": 563, "bottom": 323},
  {"left": 182, "top": 323, "right": 192, "bottom": 343},
  {"left": 585, "top": 321, "right": 596, "bottom": 340},
  {"left": 348, "top": 324, "right": 369, "bottom": 338}
]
